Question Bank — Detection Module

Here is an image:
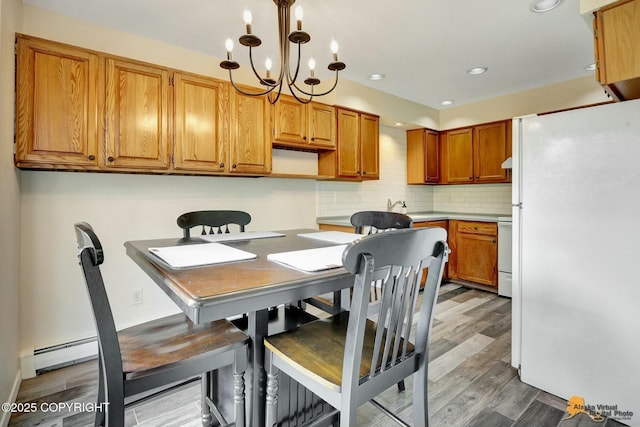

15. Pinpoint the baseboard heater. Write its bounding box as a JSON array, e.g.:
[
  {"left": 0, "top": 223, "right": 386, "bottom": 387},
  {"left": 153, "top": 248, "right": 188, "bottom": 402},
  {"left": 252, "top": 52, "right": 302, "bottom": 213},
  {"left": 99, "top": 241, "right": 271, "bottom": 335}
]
[{"left": 33, "top": 337, "right": 98, "bottom": 375}]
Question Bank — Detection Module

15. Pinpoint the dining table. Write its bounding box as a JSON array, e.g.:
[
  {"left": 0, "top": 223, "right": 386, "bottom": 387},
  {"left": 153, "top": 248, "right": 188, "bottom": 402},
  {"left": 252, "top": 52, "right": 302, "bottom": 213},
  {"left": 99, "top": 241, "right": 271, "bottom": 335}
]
[{"left": 124, "top": 228, "right": 356, "bottom": 427}]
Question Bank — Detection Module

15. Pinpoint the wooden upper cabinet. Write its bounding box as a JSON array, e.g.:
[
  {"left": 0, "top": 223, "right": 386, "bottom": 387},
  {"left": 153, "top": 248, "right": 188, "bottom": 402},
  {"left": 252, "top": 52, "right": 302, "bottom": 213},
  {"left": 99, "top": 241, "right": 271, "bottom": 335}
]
[
  {"left": 336, "top": 108, "right": 361, "bottom": 178},
  {"left": 318, "top": 107, "right": 379, "bottom": 180},
  {"left": 15, "top": 35, "right": 99, "bottom": 168},
  {"left": 407, "top": 128, "right": 440, "bottom": 184},
  {"left": 173, "top": 73, "right": 229, "bottom": 172},
  {"left": 230, "top": 90, "right": 272, "bottom": 175},
  {"left": 594, "top": 0, "right": 640, "bottom": 101},
  {"left": 308, "top": 102, "right": 336, "bottom": 149},
  {"left": 273, "top": 96, "right": 336, "bottom": 150},
  {"left": 441, "top": 120, "right": 511, "bottom": 184},
  {"left": 105, "top": 58, "right": 170, "bottom": 170},
  {"left": 442, "top": 128, "right": 474, "bottom": 184},
  {"left": 474, "top": 121, "right": 510, "bottom": 182},
  {"left": 360, "top": 113, "right": 379, "bottom": 179}
]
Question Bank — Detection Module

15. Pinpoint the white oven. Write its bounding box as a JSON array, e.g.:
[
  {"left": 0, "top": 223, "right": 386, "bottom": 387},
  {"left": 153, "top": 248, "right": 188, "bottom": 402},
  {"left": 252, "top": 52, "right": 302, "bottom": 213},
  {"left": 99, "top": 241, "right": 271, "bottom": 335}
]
[{"left": 498, "top": 217, "right": 512, "bottom": 297}]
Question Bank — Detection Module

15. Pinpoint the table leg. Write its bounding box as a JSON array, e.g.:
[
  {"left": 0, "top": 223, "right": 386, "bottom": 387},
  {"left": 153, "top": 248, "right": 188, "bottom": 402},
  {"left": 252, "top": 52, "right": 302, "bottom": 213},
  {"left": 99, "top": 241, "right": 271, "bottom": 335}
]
[{"left": 247, "top": 309, "right": 269, "bottom": 427}]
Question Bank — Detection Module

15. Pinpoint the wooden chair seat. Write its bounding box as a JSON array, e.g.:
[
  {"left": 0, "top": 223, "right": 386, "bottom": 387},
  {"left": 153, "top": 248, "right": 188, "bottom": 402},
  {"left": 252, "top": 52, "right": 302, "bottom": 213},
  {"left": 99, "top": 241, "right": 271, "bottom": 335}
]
[
  {"left": 265, "top": 312, "right": 414, "bottom": 391},
  {"left": 119, "top": 313, "right": 248, "bottom": 379}
]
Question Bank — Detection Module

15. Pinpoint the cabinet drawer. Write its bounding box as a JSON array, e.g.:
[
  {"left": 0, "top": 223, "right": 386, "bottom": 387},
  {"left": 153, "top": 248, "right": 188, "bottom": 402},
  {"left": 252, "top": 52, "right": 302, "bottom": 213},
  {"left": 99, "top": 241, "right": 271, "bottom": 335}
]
[{"left": 457, "top": 221, "right": 497, "bottom": 235}]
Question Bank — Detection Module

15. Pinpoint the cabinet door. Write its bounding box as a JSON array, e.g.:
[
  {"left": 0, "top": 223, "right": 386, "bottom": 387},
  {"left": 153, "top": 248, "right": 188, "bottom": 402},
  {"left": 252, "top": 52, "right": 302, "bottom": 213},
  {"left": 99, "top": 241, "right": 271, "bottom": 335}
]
[
  {"left": 360, "top": 113, "right": 380, "bottom": 179},
  {"left": 442, "top": 128, "right": 474, "bottom": 183},
  {"left": 456, "top": 233, "right": 497, "bottom": 286},
  {"left": 407, "top": 129, "right": 440, "bottom": 184},
  {"left": 308, "top": 103, "right": 336, "bottom": 149},
  {"left": 336, "top": 108, "right": 361, "bottom": 178},
  {"left": 425, "top": 130, "right": 440, "bottom": 183},
  {"left": 15, "top": 36, "right": 99, "bottom": 167},
  {"left": 105, "top": 58, "right": 170, "bottom": 169},
  {"left": 414, "top": 220, "right": 449, "bottom": 283},
  {"left": 230, "top": 91, "right": 272, "bottom": 174},
  {"left": 596, "top": 0, "right": 640, "bottom": 84},
  {"left": 273, "top": 95, "right": 307, "bottom": 145},
  {"left": 173, "top": 73, "right": 229, "bottom": 172},
  {"left": 474, "top": 121, "right": 509, "bottom": 183}
]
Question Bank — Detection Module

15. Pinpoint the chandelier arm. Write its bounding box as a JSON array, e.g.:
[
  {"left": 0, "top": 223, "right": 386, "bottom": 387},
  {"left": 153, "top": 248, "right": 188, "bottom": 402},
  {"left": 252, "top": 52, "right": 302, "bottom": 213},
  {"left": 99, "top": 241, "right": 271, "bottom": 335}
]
[
  {"left": 287, "top": 41, "right": 303, "bottom": 85},
  {"left": 288, "top": 84, "right": 313, "bottom": 104},
  {"left": 227, "top": 70, "right": 278, "bottom": 97},
  {"left": 267, "top": 79, "right": 285, "bottom": 105},
  {"left": 290, "top": 70, "right": 341, "bottom": 97},
  {"left": 248, "top": 46, "right": 281, "bottom": 87}
]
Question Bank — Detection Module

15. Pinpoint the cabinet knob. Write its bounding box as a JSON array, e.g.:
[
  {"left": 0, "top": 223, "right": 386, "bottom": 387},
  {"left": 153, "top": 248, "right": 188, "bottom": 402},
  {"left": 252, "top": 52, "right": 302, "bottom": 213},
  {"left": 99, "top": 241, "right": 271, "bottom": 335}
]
[
  {"left": 108, "top": 156, "right": 114, "bottom": 162},
  {"left": 303, "top": 136, "right": 307, "bottom": 140},
  {"left": 492, "top": 239, "right": 496, "bottom": 243},
  {"left": 476, "top": 176, "right": 480, "bottom": 179},
  {"left": 363, "top": 171, "right": 367, "bottom": 175},
  {"left": 88, "top": 155, "right": 95, "bottom": 161},
  {"left": 468, "top": 176, "right": 473, "bottom": 180},
  {"left": 474, "top": 227, "right": 478, "bottom": 230},
  {"left": 232, "top": 164, "right": 237, "bottom": 169},
  {"left": 310, "top": 137, "right": 315, "bottom": 141},
  {"left": 219, "top": 162, "right": 224, "bottom": 168}
]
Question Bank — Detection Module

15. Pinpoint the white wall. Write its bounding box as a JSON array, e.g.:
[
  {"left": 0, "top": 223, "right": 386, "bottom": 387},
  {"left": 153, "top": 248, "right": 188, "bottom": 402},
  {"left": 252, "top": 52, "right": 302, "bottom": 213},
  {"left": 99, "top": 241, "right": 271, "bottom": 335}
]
[
  {"left": 0, "top": 0, "right": 23, "bottom": 423},
  {"left": 19, "top": 172, "right": 316, "bottom": 358}
]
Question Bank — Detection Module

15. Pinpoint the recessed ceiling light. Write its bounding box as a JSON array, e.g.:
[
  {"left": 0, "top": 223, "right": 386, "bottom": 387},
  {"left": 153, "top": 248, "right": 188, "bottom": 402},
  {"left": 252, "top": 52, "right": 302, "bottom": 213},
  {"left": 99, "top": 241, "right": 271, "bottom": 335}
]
[
  {"left": 368, "top": 73, "right": 386, "bottom": 81},
  {"left": 393, "top": 122, "right": 405, "bottom": 127},
  {"left": 585, "top": 63, "right": 596, "bottom": 71},
  {"left": 467, "top": 67, "right": 488, "bottom": 75},
  {"left": 440, "top": 100, "right": 454, "bottom": 106},
  {"left": 531, "top": 0, "right": 561, "bottom": 13}
]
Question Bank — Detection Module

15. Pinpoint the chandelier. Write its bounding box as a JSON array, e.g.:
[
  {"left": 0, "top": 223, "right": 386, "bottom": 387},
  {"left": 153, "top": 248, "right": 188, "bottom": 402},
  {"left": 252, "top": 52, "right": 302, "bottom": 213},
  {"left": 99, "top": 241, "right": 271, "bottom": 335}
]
[{"left": 219, "top": 0, "right": 346, "bottom": 104}]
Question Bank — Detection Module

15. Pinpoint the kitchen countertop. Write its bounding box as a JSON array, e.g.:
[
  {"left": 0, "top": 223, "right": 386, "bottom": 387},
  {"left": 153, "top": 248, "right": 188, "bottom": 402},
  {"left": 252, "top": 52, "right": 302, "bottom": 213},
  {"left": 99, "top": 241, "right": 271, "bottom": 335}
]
[{"left": 317, "top": 211, "right": 510, "bottom": 227}]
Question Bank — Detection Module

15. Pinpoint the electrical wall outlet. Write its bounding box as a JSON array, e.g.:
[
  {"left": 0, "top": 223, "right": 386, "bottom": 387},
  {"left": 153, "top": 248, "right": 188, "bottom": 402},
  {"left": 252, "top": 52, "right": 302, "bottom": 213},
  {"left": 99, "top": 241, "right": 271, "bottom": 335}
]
[{"left": 132, "top": 289, "right": 143, "bottom": 305}]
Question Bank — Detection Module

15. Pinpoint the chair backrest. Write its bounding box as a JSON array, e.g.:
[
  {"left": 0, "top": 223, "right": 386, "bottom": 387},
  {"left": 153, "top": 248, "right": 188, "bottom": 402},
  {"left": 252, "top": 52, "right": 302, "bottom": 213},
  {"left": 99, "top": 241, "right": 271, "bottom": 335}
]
[
  {"left": 74, "top": 222, "right": 123, "bottom": 388},
  {"left": 350, "top": 211, "right": 413, "bottom": 235},
  {"left": 177, "top": 210, "right": 251, "bottom": 238},
  {"left": 340, "top": 227, "right": 448, "bottom": 393}
]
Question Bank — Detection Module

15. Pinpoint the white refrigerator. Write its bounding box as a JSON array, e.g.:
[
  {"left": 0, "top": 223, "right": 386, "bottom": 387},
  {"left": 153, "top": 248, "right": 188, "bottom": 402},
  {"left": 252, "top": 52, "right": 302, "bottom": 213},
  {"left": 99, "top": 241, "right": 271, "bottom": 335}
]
[{"left": 511, "top": 99, "right": 640, "bottom": 426}]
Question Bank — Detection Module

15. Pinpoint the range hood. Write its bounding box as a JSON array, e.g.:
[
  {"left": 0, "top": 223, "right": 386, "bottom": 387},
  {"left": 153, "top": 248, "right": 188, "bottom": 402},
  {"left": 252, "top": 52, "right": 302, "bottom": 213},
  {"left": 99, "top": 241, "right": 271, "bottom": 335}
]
[{"left": 501, "top": 157, "right": 512, "bottom": 169}]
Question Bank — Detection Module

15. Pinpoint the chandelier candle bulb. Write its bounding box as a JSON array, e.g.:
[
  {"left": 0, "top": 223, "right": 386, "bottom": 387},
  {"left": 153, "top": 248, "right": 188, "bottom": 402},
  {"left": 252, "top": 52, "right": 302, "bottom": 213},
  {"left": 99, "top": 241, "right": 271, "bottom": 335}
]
[
  {"left": 225, "top": 38, "right": 233, "bottom": 58},
  {"left": 308, "top": 58, "right": 315, "bottom": 71},
  {"left": 243, "top": 9, "right": 253, "bottom": 34},
  {"left": 295, "top": 6, "right": 303, "bottom": 30}
]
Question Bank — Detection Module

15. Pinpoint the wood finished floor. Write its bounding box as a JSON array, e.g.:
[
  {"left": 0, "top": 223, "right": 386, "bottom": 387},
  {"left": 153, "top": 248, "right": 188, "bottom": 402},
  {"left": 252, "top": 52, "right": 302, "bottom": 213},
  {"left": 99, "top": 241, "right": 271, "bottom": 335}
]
[{"left": 8, "top": 284, "right": 629, "bottom": 427}]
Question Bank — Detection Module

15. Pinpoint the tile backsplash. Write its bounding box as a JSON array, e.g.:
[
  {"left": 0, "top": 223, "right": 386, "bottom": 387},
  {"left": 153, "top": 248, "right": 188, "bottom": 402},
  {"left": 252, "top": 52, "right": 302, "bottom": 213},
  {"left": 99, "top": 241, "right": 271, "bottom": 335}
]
[{"left": 316, "top": 126, "right": 512, "bottom": 217}]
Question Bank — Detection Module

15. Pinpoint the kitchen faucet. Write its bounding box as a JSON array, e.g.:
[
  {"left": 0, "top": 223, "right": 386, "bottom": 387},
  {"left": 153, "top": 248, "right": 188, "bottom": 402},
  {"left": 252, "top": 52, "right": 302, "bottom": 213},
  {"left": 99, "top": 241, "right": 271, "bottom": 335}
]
[{"left": 387, "top": 198, "right": 403, "bottom": 212}]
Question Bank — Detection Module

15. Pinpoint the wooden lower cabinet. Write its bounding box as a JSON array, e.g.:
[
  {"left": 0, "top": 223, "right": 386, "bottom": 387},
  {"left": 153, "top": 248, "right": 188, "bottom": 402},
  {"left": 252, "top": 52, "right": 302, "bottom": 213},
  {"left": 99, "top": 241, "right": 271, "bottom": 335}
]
[
  {"left": 414, "top": 220, "right": 449, "bottom": 286},
  {"left": 448, "top": 220, "right": 497, "bottom": 288},
  {"left": 318, "top": 224, "right": 355, "bottom": 233}
]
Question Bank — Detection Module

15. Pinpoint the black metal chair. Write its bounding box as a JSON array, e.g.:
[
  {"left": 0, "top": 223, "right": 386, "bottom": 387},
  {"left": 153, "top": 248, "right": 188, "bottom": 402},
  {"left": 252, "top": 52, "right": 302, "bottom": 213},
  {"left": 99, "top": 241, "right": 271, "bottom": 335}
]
[
  {"left": 265, "top": 227, "right": 449, "bottom": 427},
  {"left": 177, "top": 210, "right": 252, "bottom": 238},
  {"left": 350, "top": 210, "right": 413, "bottom": 235},
  {"left": 74, "top": 222, "right": 249, "bottom": 427}
]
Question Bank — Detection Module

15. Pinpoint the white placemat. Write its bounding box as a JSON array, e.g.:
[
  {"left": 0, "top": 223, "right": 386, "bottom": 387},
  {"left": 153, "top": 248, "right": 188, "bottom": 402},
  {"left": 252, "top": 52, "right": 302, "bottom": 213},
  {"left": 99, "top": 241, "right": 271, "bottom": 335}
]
[
  {"left": 298, "top": 231, "right": 362, "bottom": 244},
  {"left": 149, "top": 243, "right": 256, "bottom": 269},
  {"left": 268, "top": 245, "right": 347, "bottom": 272}
]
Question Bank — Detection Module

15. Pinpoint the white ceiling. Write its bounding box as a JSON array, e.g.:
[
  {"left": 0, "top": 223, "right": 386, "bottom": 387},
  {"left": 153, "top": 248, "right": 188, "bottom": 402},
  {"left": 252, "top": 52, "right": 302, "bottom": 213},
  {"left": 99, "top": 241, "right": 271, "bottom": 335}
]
[{"left": 22, "top": 0, "right": 597, "bottom": 110}]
